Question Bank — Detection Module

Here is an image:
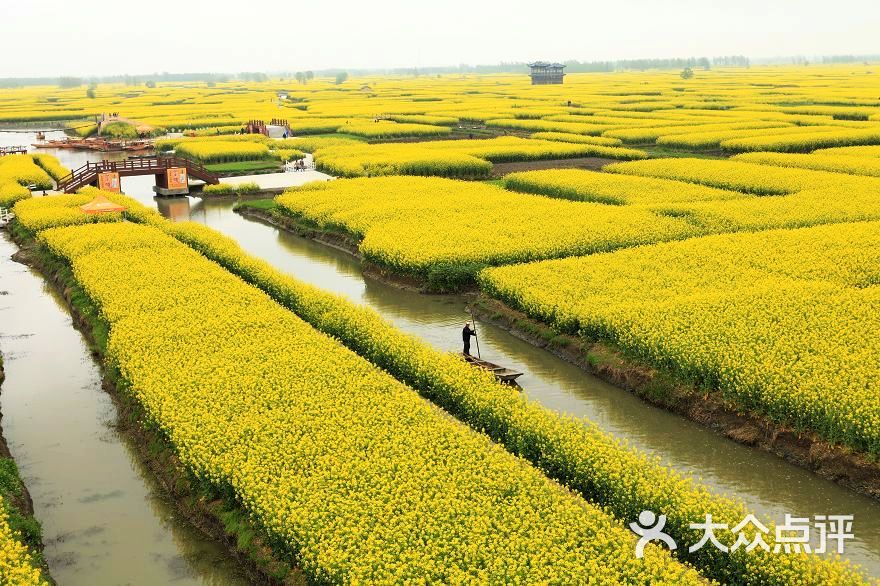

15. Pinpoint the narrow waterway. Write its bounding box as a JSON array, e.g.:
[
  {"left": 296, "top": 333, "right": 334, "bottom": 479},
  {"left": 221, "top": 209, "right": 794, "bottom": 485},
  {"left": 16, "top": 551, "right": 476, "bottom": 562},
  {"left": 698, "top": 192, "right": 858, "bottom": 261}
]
[
  {"left": 179, "top": 197, "right": 880, "bottom": 577},
  {"left": 0, "top": 132, "right": 251, "bottom": 585},
  {"left": 5, "top": 131, "right": 879, "bottom": 578},
  {"left": 0, "top": 236, "right": 250, "bottom": 585}
]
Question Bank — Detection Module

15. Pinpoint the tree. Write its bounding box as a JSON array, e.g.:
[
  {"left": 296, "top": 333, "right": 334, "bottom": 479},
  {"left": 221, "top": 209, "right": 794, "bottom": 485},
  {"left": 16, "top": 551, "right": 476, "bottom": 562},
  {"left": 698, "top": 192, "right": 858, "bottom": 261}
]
[
  {"left": 680, "top": 67, "right": 694, "bottom": 80},
  {"left": 238, "top": 71, "right": 267, "bottom": 82},
  {"left": 145, "top": 80, "right": 157, "bottom": 88},
  {"left": 335, "top": 71, "right": 349, "bottom": 85},
  {"left": 295, "top": 71, "right": 306, "bottom": 84},
  {"left": 305, "top": 71, "right": 314, "bottom": 82},
  {"left": 86, "top": 83, "right": 97, "bottom": 98},
  {"left": 58, "top": 76, "right": 83, "bottom": 88},
  {"left": 713, "top": 55, "right": 750, "bottom": 68}
]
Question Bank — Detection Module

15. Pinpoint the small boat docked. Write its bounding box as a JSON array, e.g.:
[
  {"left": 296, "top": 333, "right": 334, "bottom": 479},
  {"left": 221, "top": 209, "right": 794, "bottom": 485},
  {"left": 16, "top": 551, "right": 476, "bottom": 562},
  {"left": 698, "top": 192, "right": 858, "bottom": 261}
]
[{"left": 461, "top": 354, "right": 524, "bottom": 386}]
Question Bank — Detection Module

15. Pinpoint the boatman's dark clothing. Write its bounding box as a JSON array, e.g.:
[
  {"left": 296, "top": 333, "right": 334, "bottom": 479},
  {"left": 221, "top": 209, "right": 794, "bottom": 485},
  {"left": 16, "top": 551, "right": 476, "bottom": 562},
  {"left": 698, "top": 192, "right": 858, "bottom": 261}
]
[{"left": 463, "top": 325, "right": 477, "bottom": 355}]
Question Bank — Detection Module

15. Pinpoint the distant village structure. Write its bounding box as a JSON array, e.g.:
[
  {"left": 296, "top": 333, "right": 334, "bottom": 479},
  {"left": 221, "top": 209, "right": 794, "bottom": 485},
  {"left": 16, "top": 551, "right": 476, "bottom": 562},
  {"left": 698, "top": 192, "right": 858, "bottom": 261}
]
[{"left": 528, "top": 62, "right": 566, "bottom": 85}]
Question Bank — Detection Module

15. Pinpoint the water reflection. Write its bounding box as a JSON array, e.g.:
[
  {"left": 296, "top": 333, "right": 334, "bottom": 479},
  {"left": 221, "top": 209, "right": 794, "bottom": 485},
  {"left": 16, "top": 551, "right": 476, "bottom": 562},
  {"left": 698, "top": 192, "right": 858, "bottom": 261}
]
[{"left": 155, "top": 196, "right": 193, "bottom": 222}]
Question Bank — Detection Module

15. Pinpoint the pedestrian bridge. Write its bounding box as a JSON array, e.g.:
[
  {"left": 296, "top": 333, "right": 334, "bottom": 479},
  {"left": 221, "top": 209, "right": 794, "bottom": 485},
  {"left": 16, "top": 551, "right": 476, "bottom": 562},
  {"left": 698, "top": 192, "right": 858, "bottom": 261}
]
[{"left": 57, "top": 156, "right": 219, "bottom": 194}]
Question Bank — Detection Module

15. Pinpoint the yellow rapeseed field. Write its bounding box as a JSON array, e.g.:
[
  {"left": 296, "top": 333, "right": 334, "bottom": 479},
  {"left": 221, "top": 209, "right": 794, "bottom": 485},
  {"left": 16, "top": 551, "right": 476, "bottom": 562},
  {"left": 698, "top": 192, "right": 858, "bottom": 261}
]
[
  {"left": 4, "top": 64, "right": 880, "bottom": 582},
  {"left": 17, "top": 192, "right": 868, "bottom": 584},
  {"left": 0, "top": 503, "right": 47, "bottom": 586},
  {"left": 276, "top": 176, "right": 698, "bottom": 279},
  {"left": 480, "top": 222, "right": 880, "bottom": 456},
  {"left": 0, "top": 154, "right": 66, "bottom": 207},
  {"left": 312, "top": 136, "right": 645, "bottom": 178},
  {"left": 733, "top": 151, "right": 880, "bottom": 177},
  {"left": 503, "top": 168, "right": 748, "bottom": 204},
  {"left": 174, "top": 140, "right": 271, "bottom": 163},
  {"left": 38, "top": 221, "right": 703, "bottom": 584}
]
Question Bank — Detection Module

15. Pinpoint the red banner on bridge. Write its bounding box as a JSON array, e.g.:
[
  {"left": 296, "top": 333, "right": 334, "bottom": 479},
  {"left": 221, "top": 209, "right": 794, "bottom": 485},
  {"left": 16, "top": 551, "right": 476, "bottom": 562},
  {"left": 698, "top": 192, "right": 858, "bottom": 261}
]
[
  {"left": 97, "top": 172, "right": 121, "bottom": 193},
  {"left": 166, "top": 167, "right": 188, "bottom": 190}
]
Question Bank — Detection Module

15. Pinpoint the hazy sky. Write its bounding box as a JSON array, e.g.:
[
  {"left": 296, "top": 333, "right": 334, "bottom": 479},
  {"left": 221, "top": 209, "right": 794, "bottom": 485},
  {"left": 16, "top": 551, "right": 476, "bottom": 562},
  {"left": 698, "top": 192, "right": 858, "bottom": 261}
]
[{"left": 4, "top": 0, "right": 879, "bottom": 77}]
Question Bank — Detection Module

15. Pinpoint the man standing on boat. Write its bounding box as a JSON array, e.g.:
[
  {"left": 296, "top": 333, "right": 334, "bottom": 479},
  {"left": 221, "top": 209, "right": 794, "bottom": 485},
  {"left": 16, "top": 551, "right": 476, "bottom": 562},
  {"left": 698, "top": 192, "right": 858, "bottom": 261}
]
[{"left": 462, "top": 322, "right": 477, "bottom": 356}]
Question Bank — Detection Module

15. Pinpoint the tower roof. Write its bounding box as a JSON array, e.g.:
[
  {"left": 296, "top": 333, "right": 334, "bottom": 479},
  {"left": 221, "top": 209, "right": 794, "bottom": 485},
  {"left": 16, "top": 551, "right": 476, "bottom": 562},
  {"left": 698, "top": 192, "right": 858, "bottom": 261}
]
[{"left": 528, "top": 61, "right": 566, "bottom": 68}]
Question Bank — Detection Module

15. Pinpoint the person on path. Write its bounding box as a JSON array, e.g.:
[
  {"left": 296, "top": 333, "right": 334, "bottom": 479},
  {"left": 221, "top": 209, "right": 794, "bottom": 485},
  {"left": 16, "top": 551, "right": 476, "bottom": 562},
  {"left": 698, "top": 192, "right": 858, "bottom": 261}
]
[{"left": 462, "top": 322, "right": 477, "bottom": 356}]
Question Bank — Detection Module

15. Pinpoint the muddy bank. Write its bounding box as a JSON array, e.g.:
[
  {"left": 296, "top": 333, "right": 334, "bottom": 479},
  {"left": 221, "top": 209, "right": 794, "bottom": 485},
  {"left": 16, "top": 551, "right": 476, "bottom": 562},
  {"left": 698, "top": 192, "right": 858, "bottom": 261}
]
[
  {"left": 9, "top": 238, "right": 305, "bottom": 586},
  {"left": 469, "top": 295, "right": 880, "bottom": 500}
]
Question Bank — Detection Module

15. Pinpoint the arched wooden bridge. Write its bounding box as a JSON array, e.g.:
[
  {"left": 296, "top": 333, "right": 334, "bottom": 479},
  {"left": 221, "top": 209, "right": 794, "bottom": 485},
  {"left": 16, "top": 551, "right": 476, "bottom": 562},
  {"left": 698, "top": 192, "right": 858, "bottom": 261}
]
[{"left": 57, "top": 156, "right": 219, "bottom": 193}]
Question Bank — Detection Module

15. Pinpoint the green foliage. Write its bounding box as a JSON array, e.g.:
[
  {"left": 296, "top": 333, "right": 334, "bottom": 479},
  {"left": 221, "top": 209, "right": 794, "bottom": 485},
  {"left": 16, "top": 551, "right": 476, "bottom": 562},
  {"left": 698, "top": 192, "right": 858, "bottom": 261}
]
[
  {"left": 100, "top": 121, "right": 138, "bottom": 139},
  {"left": 57, "top": 76, "right": 82, "bottom": 88},
  {"left": 234, "top": 198, "right": 277, "bottom": 211},
  {"left": 425, "top": 262, "right": 487, "bottom": 292},
  {"left": 0, "top": 458, "right": 44, "bottom": 553}
]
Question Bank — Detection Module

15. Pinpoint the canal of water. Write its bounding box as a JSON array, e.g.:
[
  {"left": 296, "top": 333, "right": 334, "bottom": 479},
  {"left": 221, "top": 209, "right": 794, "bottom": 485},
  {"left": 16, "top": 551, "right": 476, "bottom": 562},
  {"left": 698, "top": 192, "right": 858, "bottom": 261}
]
[
  {"left": 0, "top": 132, "right": 249, "bottom": 585},
  {"left": 1, "top": 131, "right": 878, "bottom": 579}
]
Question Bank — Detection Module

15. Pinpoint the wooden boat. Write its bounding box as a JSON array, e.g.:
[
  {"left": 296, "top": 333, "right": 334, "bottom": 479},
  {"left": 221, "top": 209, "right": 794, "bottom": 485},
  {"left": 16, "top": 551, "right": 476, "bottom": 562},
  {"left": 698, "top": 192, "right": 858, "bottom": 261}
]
[
  {"left": 32, "top": 138, "right": 81, "bottom": 149},
  {"left": 461, "top": 354, "right": 524, "bottom": 386},
  {"left": 121, "top": 141, "right": 153, "bottom": 152},
  {"left": 32, "top": 137, "right": 154, "bottom": 152}
]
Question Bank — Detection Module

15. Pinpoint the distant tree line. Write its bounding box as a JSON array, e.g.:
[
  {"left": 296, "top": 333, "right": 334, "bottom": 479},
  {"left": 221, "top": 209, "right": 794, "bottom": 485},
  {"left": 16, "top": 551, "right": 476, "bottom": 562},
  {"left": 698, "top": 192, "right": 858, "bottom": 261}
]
[
  {"left": 712, "top": 55, "right": 751, "bottom": 67},
  {"left": 238, "top": 72, "right": 269, "bottom": 82},
  {"left": 5, "top": 54, "right": 880, "bottom": 88},
  {"left": 293, "top": 71, "right": 315, "bottom": 84},
  {"left": 819, "top": 54, "right": 880, "bottom": 64},
  {"left": 0, "top": 71, "right": 235, "bottom": 89}
]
